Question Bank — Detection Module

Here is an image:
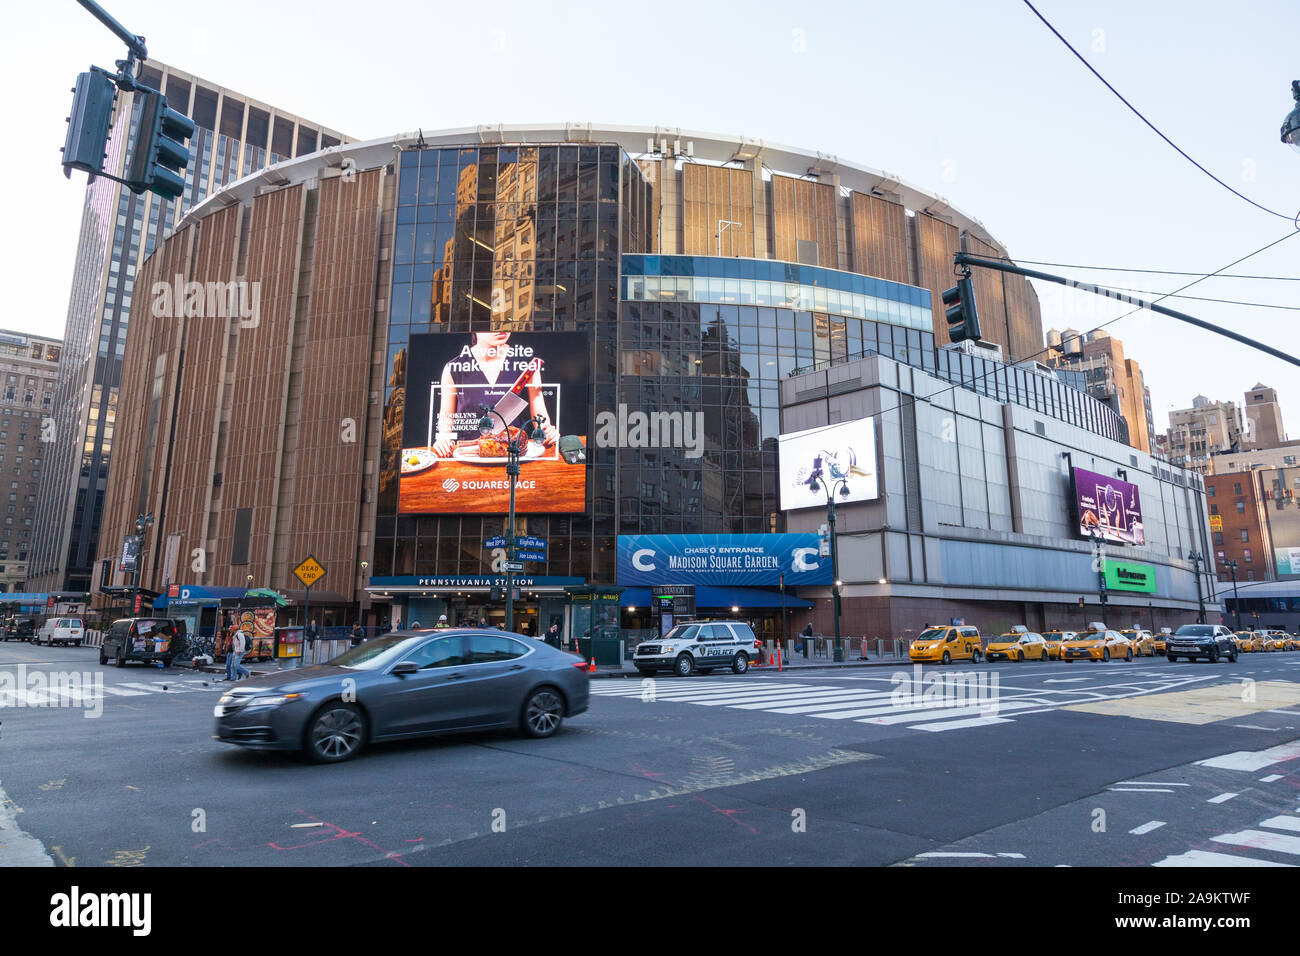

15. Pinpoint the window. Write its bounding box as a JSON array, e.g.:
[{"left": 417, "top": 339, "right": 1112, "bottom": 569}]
[
  {"left": 1236, "top": 501, "right": 1246, "bottom": 514},
  {"left": 1244, "top": 549, "right": 1252, "bottom": 563},
  {"left": 401, "top": 636, "right": 466, "bottom": 669},
  {"left": 1234, "top": 482, "right": 1243, "bottom": 495},
  {"left": 1240, "top": 529, "right": 1249, "bottom": 542},
  {"left": 1207, "top": 485, "right": 1215, "bottom": 497},
  {"left": 468, "top": 634, "right": 527, "bottom": 663}
]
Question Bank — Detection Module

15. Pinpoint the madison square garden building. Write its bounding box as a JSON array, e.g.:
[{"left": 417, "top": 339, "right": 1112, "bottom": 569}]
[{"left": 95, "top": 126, "right": 1216, "bottom": 640}]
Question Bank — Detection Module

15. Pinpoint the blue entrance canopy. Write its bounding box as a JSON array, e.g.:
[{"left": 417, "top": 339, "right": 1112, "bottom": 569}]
[
  {"left": 619, "top": 586, "right": 812, "bottom": 610},
  {"left": 153, "top": 585, "right": 250, "bottom": 609}
]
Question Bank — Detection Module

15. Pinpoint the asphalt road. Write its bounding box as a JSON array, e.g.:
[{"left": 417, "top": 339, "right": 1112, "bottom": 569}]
[{"left": 2, "top": 641, "right": 1300, "bottom": 867}]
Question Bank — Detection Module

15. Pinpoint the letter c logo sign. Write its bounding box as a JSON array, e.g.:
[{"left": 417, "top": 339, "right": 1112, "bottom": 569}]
[
  {"left": 633, "top": 549, "right": 657, "bottom": 572},
  {"left": 791, "top": 548, "right": 819, "bottom": 572}
]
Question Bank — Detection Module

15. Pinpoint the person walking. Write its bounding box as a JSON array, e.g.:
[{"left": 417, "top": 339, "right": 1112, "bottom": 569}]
[
  {"left": 229, "top": 623, "right": 251, "bottom": 681},
  {"left": 434, "top": 615, "right": 449, "bottom": 629},
  {"left": 544, "top": 621, "right": 562, "bottom": 649},
  {"left": 306, "top": 620, "right": 321, "bottom": 644},
  {"left": 350, "top": 622, "right": 365, "bottom": 647}
]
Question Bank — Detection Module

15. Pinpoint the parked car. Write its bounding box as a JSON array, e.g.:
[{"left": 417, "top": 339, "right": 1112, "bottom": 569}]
[
  {"left": 213, "top": 629, "right": 589, "bottom": 763},
  {"left": 908, "top": 625, "right": 983, "bottom": 665},
  {"left": 1061, "top": 624, "right": 1135, "bottom": 662},
  {"left": 1167, "top": 624, "right": 1238, "bottom": 663},
  {"left": 1041, "top": 630, "right": 1076, "bottom": 660},
  {"left": 2, "top": 618, "right": 36, "bottom": 642},
  {"left": 1120, "top": 629, "right": 1156, "bottom": 657},
  {"left": 633, "top": 620, "right": 760, "bottom": 676},
  {"left": 36, "top": 618, "right": 86, "bottom": 647},
  {"left": 1153, "top": 628, "right": 1173, "bottom": 655},
  {"left": 100, "top": 617, "right": 182, "bottom": 667},
  {"left": 985, "top": 627, "right": 1048, "bottom": 662}
]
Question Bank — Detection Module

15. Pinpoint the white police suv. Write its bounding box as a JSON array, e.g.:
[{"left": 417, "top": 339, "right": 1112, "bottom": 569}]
[{"left": 633, "top": 621, "right": 761, "bottom": 677}]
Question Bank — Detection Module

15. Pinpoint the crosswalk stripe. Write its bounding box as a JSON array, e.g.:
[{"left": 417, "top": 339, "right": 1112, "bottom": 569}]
[
  {"left": 1211, "top": 829, "right": 1300, "bottom": 856},
  {"left": 1153, "top": 850, "right": 1293, "bottom": 867},
  {"left": 1129, "top": 821, "right": 1166, "bottom": 835},
  {"left": 693, "top": 689, "right": 876, "bottom": 707},
  {"left": 100, "top": 686, "right": 149, "bottom": 696},
  {"left": 1197, "top": 741, "right": 1300, "bottom": 772},
  {"left": 652, "top": 686, "right": 840, "bottom": 704},
  {"left": 1259, "top": 816, "right": 1300, "bottom": 833},
  {"left": 858, "top": 701, "right": 1042, "bottom": 725},
  {"left": 753, "top": 692, "right": 900, "bottom": 712},
  {"left": 118, "top": 682, "right": 188, "bottom": 694},
  {"left": 914, "top": 715, "right": 1014, "bottom": 732}
]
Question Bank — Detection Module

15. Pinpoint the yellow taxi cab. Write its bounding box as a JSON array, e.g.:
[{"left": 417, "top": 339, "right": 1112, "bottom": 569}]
[
  {"left": 1120, "top": 629, "right": 1155, "bottom": 657},
  {"left": 1060, "top": 623, "right": 1135, "bottom": 663},
  {"left": 1041, "top": 630, "right": 1076, "bottom": 660},
  {"left": 1260, "top": 632, "right": 1283, "bottom": 653},
  {"left": 985, "top": 626, "right": 1049, "bottom": 662},
  {"left": 1265, "top": 630, "right": 1293, "bottom": 651},
  {"left": 1232, "top": 631, "right": 1259, "bottom": 653},
  {"left": 1284, "top": 634, "right": 1300, "bottom": 652},
  {"left": 908, "top": 625, "right": 983, "bottom": 665},
  {"left": 1153, "top": 628, "right": 1172, "bottom": 655}
]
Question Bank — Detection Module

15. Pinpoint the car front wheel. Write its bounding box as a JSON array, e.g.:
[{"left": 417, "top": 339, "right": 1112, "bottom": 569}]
[
  {"left": 98, "top": 645, "right": 107, "bottom": 665},
  {"left": 675, "top": 654, "right": 695, "bottom": 677},
  {"left": 306, "top": 702, "right": 366, "bottom": 763},
  {"left": 942, "top": 651, "right": 951, "bottom": 665},
  {"left": 521, "top": 687, "right": 564, "bottom": 739},
  {"left": 732, "top": 652, "right": 749, "bottom": 675},
  {"left": 972, "top": 650, "right": 982, "bottom": 664}
]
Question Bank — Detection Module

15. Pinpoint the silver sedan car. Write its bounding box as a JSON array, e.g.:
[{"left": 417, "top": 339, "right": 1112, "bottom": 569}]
[{"left": 213, "top": 629, "right": 590, "bottom": 762}]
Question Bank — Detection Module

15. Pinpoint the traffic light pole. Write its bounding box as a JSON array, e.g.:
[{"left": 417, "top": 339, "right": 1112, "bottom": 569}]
[{"left": 953, "top": 254, "right": 1300, "bottom": 369}]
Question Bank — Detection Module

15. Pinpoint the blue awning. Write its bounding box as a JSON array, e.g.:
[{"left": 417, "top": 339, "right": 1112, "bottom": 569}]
[
  {"left": 154, "top": 585, "right": 250, "bottom": 609},
  {"left": 618, "top": 586, "right": 812, "bottom": 610}
]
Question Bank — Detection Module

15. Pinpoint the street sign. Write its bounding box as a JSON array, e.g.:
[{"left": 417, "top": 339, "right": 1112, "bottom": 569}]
[
  {"left": 516, "top": 535, "right": 547, "bottom": 552},
  {"left": 505, "top": 561, "right": 525, "bottom": 572},
  {"left": 517, "top": 550, "right": 546, "bottom": 562},
  {"left": 293, "top": 555, "right": 326, "bottom": 588},
  {"left": 485, "top": 536, "right": 508, "bottom": 549}
]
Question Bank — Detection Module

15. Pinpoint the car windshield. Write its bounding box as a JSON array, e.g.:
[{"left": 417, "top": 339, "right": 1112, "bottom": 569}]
[
  {"left": 328, "top": 633, "right": 428, "bottom": 670},
  {"left": 1174, "top": 625, "right": 1214, "bottom": 637},
  {"left": 917, "top": 629, "right": 947, "bottom": 641},
  {"left": 661, "top": 625, "right": 700, "bottom": 642}
]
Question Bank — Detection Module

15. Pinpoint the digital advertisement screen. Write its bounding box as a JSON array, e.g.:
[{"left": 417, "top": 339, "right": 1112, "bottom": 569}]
[
  {"left": 1073, "top": 466, "right": 1145, "bottom": 546},
  {"left": 617, "top": 534, "right": 834, "bottom": 586},
  {"left": 778, "top": 418, "right": 879, "bottom": 511},
  {"left": 398, "top": 331, "right": 590, "bottom": 514}
]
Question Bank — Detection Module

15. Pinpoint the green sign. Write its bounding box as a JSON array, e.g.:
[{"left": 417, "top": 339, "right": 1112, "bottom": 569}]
[{"left": 1104, "top": 561, "right": 1156, "bottom": 593}]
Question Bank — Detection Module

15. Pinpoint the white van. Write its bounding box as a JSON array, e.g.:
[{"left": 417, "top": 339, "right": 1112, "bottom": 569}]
[{"left": 37, "top": 618, "right": 85, "bottom": 647}]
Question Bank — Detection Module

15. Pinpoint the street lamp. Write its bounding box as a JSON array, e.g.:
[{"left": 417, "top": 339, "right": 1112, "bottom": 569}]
[
  {"left": 1227, "top": 560, "right": 1242, "bottom": 631},
  {"left": 1187, "top": 550, "right": 1206, "bottom": 624},
  {"left": 1089, "top": 528, "right": 1108, "bottom": 623},
  {"left": 1281, "top": 80, "right": 1300, "bottom": 153},
  {"left": 477, "top": 406, "right": 544, "bottom": 634},
  {"left": 807, "top": 463, "right": 850, "bottom": 662}
]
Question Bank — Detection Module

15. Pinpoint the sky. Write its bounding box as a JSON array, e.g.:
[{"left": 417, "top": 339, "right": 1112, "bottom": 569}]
[{"left": 6, "top": 0, "right": 1298, "bottom": 437}]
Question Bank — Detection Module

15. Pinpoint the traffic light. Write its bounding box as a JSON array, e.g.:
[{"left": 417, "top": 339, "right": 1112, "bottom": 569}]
[
  {"left": 61, "top": 66, "right": 118, "bottom": 179},
  {"left": 125, "top": 88, "right": 195, "bottom": 200},
  {"left": 941, "top": 275, "right": 981, "bottom": 343}
]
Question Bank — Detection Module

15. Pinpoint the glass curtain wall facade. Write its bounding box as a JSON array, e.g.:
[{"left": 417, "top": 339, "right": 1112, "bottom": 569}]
[{"left": 374, "top": 145, "right": 652, "bottom": 583}]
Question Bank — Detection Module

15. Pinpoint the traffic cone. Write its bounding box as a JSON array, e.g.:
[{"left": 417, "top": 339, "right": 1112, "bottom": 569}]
[{"left": 587, "top": 657, "right": 597, "bottom": 673}]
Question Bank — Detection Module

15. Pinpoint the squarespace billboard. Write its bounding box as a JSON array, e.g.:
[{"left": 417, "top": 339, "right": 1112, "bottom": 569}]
[{"left": 398, "top": 331, "right": 590, "bottom": 514}]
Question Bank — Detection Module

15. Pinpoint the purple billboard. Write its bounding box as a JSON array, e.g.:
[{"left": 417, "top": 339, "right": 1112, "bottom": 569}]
[{"left": 1072, "top": 467, "right": 1145, "bottom": 546}]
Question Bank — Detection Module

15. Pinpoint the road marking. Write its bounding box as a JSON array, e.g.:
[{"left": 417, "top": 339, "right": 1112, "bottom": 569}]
[
  {"left": 99, "top": 685, "right": 149, "bottom": 696},
  {"left": 1130, "top": 821, "right": 1166, "bottom": 835},
  {"left": 857, "top": 701, "right": 1043, "bottom": 725},
  {"left": 1233, "top": 725, "right": 1276, "bottom": 731},
  {"left": 1260, "top": 774, "right": 1285, "bottom": 782},
  {"left": 1044, "top": 678, "right": 1091, "bottom": 683},
  {"left": 1211, "top": 829, "right": 1300, "bottom": 856},
  {"left": 915, "top": 715, "right": 1014, "bottom": 732},
  {"left": 996, "top": 852, "right": 1026, "bottom": 858},
  {"left": 1259, "top": 816, "right": 1300, "bottom": 833},
  {"left": 917, "top": 852, "right": 996, "bottom": 858},
  {"left": 1153, "top": 849, "right": 1293, "bottom": 867},
  {"left": 1197, "top": 740, "right": 1300, "bottom": 772},
  {"left": 1208, "top": 793, "right": 1239, "bottom": 804},
  {"left": 1110, "top": 788, "right": 1176, "bottom": 793},
  {"left": 1114, "top": 781, "right": 1190, "bottom": 787}
]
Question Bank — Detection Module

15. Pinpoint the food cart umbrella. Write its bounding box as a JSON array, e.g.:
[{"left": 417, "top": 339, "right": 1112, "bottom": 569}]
[{"left": 244, "top": 588, "right": 289, "bottom": 607}]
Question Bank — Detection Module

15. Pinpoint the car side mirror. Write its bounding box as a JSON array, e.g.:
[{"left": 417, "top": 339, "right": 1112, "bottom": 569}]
[{"left": 391, "top": 661, "right": 418, "bottom": 676}]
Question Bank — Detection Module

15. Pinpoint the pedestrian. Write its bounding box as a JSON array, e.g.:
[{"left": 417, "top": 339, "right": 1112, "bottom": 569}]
[
  {"left": 229, "top": 623, "right": 251, "bottom": 681},
  {"left": 350, "top": 622, "right": 364, "bottom": 646},
  {"left": 545, "top": 621, "right": 561, "bottom": 649},
  {"left": 434, "top": 614, "right": 449, "bottom": 629},
  {"left": 799, "top": 621, "right": 813, "bottom": 655},
  {"left": 306, "top": 620, "right": 321, "bottom": 644},
  {"left": 478, "top": 617, "right": 488, "bottom": 628}
]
